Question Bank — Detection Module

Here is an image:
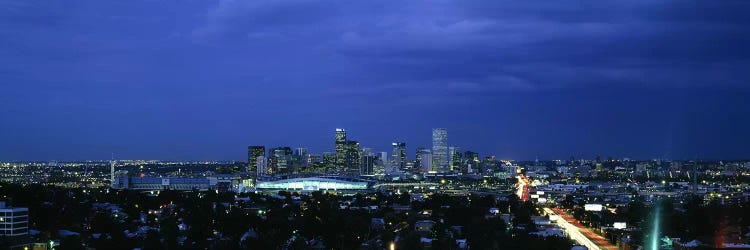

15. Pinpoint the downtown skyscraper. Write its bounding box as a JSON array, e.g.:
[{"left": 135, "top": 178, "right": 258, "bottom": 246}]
[
  {"left": 391, "top": 142, "right": 406, "bottom": 170},
  {"left": 432, "top": 128, "right": 449, "bottom": 172},
  {"left": 449, "top": 146, "right": 462, "bottom": 172},
  {"left": 333, "top": 128, "right": 362, "bottom": 176},
  {"left": 248, "top": 146, "right": 265, "bottom": 175},
  {"left": 416, "top": 148, "right": 432, "bottom": 172},
  {"left": 335, "top": 128, "right": 347, "bottom": 170}
]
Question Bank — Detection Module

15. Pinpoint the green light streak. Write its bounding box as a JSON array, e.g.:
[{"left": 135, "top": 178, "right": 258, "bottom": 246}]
[{"left": 650, "top": 205, "right": 660, "bottom": 250}]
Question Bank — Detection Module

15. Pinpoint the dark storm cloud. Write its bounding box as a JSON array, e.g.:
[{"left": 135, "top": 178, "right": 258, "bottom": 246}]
[
  {"left": 0, "top": 0, "right": 749, "bottom": 160},
  {"left": 190, "top": 0, "right": 750, "bottom": 97}
]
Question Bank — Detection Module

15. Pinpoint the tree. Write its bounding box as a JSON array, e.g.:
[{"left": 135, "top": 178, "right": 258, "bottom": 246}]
[
  {"left": 143, "top": 230, "right": 161, "bottom": 250},
  {"left": 58, "top": 235, "right": 84, "bottom": 250}
]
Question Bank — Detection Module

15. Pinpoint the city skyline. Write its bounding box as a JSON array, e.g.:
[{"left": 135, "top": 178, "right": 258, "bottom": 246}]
[
  {"left": 2, "top": 1, "right": 750, "bottom": 250},
  {"left": 2, "top": 125, "right": 749, "bottom": 162}
]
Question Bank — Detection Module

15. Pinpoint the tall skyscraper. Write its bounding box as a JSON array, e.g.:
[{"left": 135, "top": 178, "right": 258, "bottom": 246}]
[
  {"left": 268, "top": 147, "right": 292, "bottom": 174},
  {"left": 335, "top": 128, "right": 347, "bottom": 170},
  {"left": 415, "top": 147, "right": 426, "bottom": 170},
  {"left": 360, "top": 155, "right": 377, "bottom": 176},
  {"left": 322, "top": 152, "right": 336, "bottom": 173},
  {"left": 343, "top": 140, "right": 360, "bottom": 175},
  {"left": 391, "top": 142, "right": 406, "bottom": 170},
  {"left": 432, "top": 128, "right": 448, "bottom": 172},
  {"left": 418, "top": 149, "right": 433, "bottom": 172},
  {"left": 294, "top": 148, "right": 308, "bottom": 157},
  {"left": 464, "top": 151, "right": 479, "bottom": 174},
  {"left": 294, "top": 147, "right": 309, "bottom": 169},
  {"left": 379, "top": 151, "right": 389, "bottom": 173},
  {"left": 248, "top": 146, "right": 265, "bottom": 174},
  {"left": 256, "top": 156, "right": 268, "bottom": 177},
  {"left": 449, "top": 146, "right": 462, "bottom": 172}
]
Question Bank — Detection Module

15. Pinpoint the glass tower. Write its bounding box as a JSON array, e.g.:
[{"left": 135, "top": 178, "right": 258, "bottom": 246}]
[
  {"left": 432, "top": 128, "right": 448, "bottom": 172},
  {"left": 248, "top": 146, "right": 266, "bottom": 175},
  {"left": 335, "top": 128, "right": 347, "bottom": 170},
  {"left": 391, "top": 142, "right": 406, "bottom": 170}
]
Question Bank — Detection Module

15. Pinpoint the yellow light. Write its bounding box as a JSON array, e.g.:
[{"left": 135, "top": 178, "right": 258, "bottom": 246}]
[{"left": 390, "top": 242, "right": 396, "bottom": 250}]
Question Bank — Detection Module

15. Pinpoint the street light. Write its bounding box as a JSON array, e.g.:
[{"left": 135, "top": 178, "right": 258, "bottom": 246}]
[{"left": 390, "top": 242, "right": 395, "bottom": 250}]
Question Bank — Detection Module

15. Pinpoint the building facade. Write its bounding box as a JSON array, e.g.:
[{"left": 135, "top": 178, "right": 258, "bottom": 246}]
[
  {"left": 449, "top": 146, "right": 462, "bottom": 173},
  {"left": 255, "top": 177, "right": 371, "bottom": 193},
  {"left": 248, "top": 146, "right": 265, "bottom": 175},
  {"left": 268, "top": 147, "right": 292, "bottom": 174},
  {"left": 335, "top": 128, "right": 347, "bottom": 171},
  {"left": 0, "top": 201, "right": 28, "bottom": 237},
  {"left": 391, "top": 142, "right": 407, "bottom": 171},
  {"left": 432, "top": 128, "right": 449, "bottom": 172},
  {"left": 464, "top": 151, "right": 479, "bottom": 174},
  {"left": 343, "top": 140, "right": 360, "bottom": 175}
]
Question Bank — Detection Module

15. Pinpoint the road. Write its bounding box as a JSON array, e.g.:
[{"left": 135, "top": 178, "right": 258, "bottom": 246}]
[
  {"left": 516, "top": 175, "right": 530, "bottom": 201},
  {"left": 545, "top": 208, "right": 618, "bottom": 250}
]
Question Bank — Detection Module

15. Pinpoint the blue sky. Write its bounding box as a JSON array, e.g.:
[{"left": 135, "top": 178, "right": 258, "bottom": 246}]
[{"left": 1, "top": 0, "right": 749, "bottom": 161}]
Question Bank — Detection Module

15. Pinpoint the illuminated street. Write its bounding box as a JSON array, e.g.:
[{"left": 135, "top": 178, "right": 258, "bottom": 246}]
[
  {"left": 547, "top": 208, "right": 619, "bottom": 250},
  {"left": 516, "top": 175, "right": 530, "bottom": 201}
]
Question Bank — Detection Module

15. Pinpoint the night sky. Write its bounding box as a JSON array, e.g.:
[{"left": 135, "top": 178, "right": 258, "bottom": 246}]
[{"left": 1, "top": 1, "right": 749, "bottom": 161}]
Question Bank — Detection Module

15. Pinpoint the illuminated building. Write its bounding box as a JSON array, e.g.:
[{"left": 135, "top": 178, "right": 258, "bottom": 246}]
[
  {"left": 248, "top": 146, "right": 265, "bottom": 175},
  {"left": 464, "top": 151, "right": 479, "bottom": 174},
  {"left": 112, "top": 172, "right": 219, "bottom": 191},
  {"left": 335, "top": 128, "right": 347, "bottom": 170},
  {"left": 268, "top": 147, "right": 292, "bottom": 174},
  {"left": 421, "top": 150, "right": 433, "bottom": 172},
  {"left": 449, "top": 146, "right": 462, "bottom": 172},
  {"left": 0, "top": 201, "right": 28, "bottom": 236},
  {"left": 322, "top": 152, "right": 336, "bottom": 171},
  {"left": 416, "top": 148, "right": 432, "bottom": 172},
  {"left": 254, "top": 177, "right": 371, "bottom": 193},
  {"left": 256, "top": 156, "right": 268, "bottom": 177},
  {"left": 343, "top": 140, "right": 360, "bottom": 175},
  {"left": 360, "top": 155, "right": 377, "bottom": 176},
  {"left": 432, "top": 128, "right": 448, "bottom": 172},
  {"left": 294, "top": 148, "right": 308, "bottom": 169},
  {"left": 391, "top": 142, "right": 406, "bottom": 170}
]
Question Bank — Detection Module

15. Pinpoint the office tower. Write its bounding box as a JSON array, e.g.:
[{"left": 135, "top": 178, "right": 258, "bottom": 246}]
[
  {"left": 360, "top": 147, "right": 373, "bottom": 157},
  {"left": 343, "top": 140, "right": 360, "bottom": 175},
  {"left": 0, "top": 201, "right": 28, "bottom": 236},
  {"left": 464, "top": 151, "right": 479, "bottom": 174},
  {"left": 481, "top": 156, "right": 498, "bottom": 175},
  {"left": 370, "top": 153, "right": 385, "bottom": 175},
  {"left": 307, "top": 154, "right": 322, "bottom": 165},
  {"left": 294, "top": 147, "right": 308, "bottom": 169},
  {"left": 268, "top": 147, "right": 292, "bottom": 174},
  {"left": 449, "top": 146, "right": 462, "bottom": 173},
  {"left": 110, "top": 156, "right": 116, "bottom": 185},
  {"left": 360, "top": 155, "right": 377, "bottom": 176},
  {"left": 294, "top": 148, "right": 308, "bottom": 157},
  {"left": 335, "top": 128, "right": 347, "bottom": 170},
  {"left": 432, "top": 128, "right": 448, "bottom": 172},
  {"left": 415, "top": 148, "right": 429, "bottom": 170},
  {"left": 415, "top": 147, "right": 424, "bottom": 170},
  {"left": 421, "top": 150, "right": 433, "bottom": 172},
  {"left": 322, "top": 152, "right": 336, "bottom": 173},
  {"left": 256, "top": 156, "right": 268, "bottom": 177},
  {"left": 378, "top": 151, "right": 389, "bottom": 174},
  {"left": 391, "top": 142, "right": 406, "bottom": 170},
  {"left": 248, "top": 146, "right": 266, "bottom": 175}
]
